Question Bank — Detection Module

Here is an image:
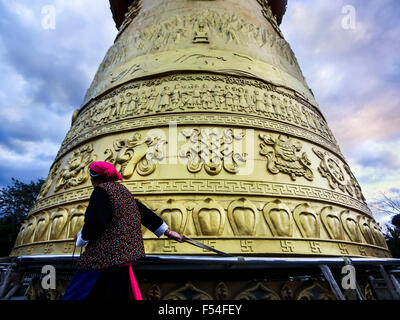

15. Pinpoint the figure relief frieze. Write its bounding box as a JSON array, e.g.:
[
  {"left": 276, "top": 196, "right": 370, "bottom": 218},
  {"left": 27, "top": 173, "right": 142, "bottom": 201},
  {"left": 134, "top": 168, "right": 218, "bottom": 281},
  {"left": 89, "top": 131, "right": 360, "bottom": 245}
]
[
  {"left": 259, "top": 134, "right": 313, "bottom": 181},
  {"left": 62, "top": 75, "right": 336, "bottom": 160},
  {"left": 118, "top": 0, "right": 142, "bottom": 33},
  {"left": 85, "top": 9, "right": 304, "bottom": 99},
  {"left": 256, "top": 0, "right": 284, "bottom": 38}
]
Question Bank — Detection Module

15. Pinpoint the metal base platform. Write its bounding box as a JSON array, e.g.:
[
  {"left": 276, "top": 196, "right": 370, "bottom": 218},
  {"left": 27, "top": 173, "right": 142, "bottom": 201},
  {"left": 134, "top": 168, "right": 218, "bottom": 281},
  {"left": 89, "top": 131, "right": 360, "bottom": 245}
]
[{"left": 1, "top": 255, "right": 400, "bottom": 300}]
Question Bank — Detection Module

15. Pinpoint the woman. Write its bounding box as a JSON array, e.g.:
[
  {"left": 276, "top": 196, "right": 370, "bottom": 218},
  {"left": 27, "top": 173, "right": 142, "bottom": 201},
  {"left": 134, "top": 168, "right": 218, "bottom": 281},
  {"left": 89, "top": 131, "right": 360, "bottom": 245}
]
[{"left": 62, "top": 161, "right": 183, "bottom": 300}]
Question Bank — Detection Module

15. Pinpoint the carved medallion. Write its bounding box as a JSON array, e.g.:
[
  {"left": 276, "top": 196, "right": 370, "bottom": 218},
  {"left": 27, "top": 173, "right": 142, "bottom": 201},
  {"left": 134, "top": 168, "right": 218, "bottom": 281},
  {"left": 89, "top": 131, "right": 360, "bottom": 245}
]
[{"left": 313, "top": 147, "right": 353, "bottom": 195}]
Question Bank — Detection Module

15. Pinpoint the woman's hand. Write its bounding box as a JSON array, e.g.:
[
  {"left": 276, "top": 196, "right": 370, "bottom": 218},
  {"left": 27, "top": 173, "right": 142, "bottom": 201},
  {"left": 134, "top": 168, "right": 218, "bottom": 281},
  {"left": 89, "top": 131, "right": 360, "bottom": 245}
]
[{"left": 164, "top": 229, "right": 183, "bottom": 242}]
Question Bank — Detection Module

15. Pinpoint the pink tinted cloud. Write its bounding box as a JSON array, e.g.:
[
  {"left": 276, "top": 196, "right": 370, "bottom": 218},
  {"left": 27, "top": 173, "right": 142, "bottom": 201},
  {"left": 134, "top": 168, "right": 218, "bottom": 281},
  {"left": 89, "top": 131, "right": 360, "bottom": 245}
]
[{"left": 328, "top": 91, "right": 400, "bottom": 147}]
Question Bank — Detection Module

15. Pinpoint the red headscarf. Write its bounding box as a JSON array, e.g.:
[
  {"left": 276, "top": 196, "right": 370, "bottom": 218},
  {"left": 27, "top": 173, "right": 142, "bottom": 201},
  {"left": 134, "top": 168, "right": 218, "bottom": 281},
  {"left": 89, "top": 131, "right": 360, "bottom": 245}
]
[{"left": 89, "top": 161, "right": 123, "bottom": 181}]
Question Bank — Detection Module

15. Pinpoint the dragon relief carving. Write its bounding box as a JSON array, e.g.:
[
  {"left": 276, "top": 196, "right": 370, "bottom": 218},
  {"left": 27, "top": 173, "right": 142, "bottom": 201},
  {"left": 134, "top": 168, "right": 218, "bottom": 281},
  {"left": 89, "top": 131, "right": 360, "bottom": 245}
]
[
  {"left": 104, "top": 133, "right": 166, "bottom": 178},
  {"left": 259, "top": 134, "right": 313, "bottom": 181},
  {"left": 55, "top": 144, "right": 97, "bottom": 191},
  {"left": 179, "top": 128, "right": 247, "bottom": 175}
]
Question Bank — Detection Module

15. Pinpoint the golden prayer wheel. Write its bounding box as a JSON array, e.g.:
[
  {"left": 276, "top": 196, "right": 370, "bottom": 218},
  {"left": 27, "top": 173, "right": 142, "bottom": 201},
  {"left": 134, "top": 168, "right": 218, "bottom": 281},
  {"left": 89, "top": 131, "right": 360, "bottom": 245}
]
[{"left": 10, "top": 0, "right": 391, "bottom": 261}]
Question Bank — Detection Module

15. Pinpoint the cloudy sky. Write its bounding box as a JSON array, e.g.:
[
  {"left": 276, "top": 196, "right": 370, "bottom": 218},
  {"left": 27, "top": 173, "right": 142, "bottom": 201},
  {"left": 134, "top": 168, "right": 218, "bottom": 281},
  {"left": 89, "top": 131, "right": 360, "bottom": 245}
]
[{"left": 0, "top": 0, "right": 399, "bottom": 224}]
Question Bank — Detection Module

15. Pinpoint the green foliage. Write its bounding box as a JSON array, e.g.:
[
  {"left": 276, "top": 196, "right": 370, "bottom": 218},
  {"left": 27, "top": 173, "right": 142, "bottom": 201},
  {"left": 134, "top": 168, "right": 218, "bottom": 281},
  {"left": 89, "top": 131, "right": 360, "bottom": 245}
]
[
  {"left": 384, "top": 225, "right": 400, "bottom": 258},
  {"left": 0, "top": 178, "right": 44, "bottom": 256}
]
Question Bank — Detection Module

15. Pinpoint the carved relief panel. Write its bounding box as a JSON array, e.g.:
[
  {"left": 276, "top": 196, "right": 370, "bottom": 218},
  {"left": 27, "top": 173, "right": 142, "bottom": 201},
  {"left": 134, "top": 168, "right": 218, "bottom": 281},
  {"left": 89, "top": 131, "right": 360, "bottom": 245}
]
[
  {"left": 68, "top": 205, "right": 86, "bottom": 239},
  {"left": 293, "top": 203, "right": 319, "bottom": 238},
  {"left": 341, "top": 210, "right": 361, "bottom": 243},
  {"left": 263, "top": 200, "right": 293, "bottom": 237},
  {"left": 33, "top": 212, "right": 50, "bottom": 242},
  {"left": 55, "top": 144, "right": 97, "bottom": 191},
  {"left": 104, "top": 133, "right": 166, "bottom": 178},
  {"left": 227, "top": 198, "right": 258, "bottom": 236},
  {"left": 320, "top": 206, "right": 344, "bottom": 240},
  {"left": 49, "top": 208, "right": 69, "bottom": 241},
  {"left": 84, "top": 7, "right": 307, "bottom": 104},
  {"left": 179, "top": 128, "right": 247, "bottom": 175},
  {"left": 158, "top": 199, "right": 188, "bottom": 235},
  {"left": 193, "top": 198, "right": 226, "bottom": 236},
  {"left": 313, "top": 147, "right": 366, "bottom": 202},
  {"left": 65, "top": 75, "right": 335, "bottom": 157},
  {"left": 259, "top": 134, "right": 313, "bottom": 181}
]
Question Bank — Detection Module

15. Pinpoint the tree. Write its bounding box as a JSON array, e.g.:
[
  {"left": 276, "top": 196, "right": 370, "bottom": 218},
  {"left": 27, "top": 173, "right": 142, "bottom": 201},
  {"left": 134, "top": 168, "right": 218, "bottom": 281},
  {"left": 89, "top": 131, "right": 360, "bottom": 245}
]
[
  {"left": 385, "top": 225, "right": 400, "bottom": 258},
  {"left": 375, "top": 192, "right": 400, "bottom": 258},
  {"left": 0, "top": 178, "right": 44, "bottom": 256}
]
